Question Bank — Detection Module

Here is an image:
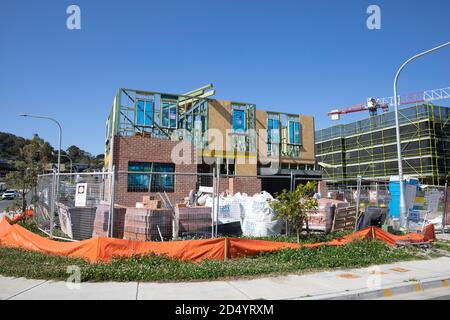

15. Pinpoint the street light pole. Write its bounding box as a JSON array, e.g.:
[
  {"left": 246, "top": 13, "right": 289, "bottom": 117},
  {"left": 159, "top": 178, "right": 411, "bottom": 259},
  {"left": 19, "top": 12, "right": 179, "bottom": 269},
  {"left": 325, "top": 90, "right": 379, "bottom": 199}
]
[
  {"left": 19, "top": 114, "right": 63, "bottom": 174},
  {"left": 393, "top": 41, "right": 450, "bottom": 230}
]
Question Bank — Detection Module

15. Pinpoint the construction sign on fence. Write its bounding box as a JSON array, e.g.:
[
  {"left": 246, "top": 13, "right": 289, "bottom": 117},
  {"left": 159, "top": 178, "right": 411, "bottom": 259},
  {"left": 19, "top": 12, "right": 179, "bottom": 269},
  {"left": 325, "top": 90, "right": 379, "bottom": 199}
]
[{"left": 75, "top": 183, "right": 87, "bottom": 207}]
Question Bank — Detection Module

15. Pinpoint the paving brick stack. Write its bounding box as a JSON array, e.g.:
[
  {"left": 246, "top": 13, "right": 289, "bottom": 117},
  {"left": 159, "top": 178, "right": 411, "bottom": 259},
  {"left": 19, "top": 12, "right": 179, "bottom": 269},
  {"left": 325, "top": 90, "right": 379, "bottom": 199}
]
[
  {"left": 176, "top": 206, "right": 212, "bottom": 238},
  {"left": 92, "top": 204, "right": 127, "bottom": 238},
  {"left": 123, "top": 208, "right": 173, "bottom": 241},
  {"left": 142, "top": 196, "right": 161, "bottom": 209}
]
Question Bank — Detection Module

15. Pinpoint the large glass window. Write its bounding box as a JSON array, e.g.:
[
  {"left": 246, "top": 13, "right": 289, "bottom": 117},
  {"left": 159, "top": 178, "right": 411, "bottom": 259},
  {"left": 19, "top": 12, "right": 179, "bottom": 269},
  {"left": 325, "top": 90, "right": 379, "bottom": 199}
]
[
  {"left": 151, "top": 163, "right": 175, "bottom": 192},
  {"left": 267, "top": 114, "right": 280, "bottom": 156},
  {"left": 128, "top": 162, "right": 175, "bottom": 192},
  {"left": 136, "top": 99, "right": 153, "bottom": 127},
  {"left": 232, "top": 109, "right": 246, "bottom": 132},
  {"left": 128, "top": 162, "right": 152, "bottom": 192},
  {"left": 161, "top": 100, "right": 177, "bottom": 128},
  {"left": 289, "top": 120, "right": 301, "bottom": 145}
]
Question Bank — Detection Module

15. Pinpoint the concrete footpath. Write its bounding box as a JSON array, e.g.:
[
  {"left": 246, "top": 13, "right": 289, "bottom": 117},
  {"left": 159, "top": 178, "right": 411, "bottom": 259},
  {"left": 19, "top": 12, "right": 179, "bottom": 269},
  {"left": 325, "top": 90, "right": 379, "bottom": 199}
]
[{"left": 1, "top": 257, "right": 450, "bottom": 300}]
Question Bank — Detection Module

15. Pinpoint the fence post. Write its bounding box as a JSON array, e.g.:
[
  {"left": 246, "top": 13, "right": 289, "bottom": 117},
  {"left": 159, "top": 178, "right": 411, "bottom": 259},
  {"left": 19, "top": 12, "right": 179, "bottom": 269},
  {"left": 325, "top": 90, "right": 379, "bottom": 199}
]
[
  {"left": 215, "top": 161, "right": 220, "bottom": 237},
  {"left": 354, "top": 175, "right": 362, "bottom": 231},
  {"left": 290, "top": 171, "right": 294, "bottom": 192},
  {"left": 211, "top": 167, "right": 216, "bottom": 238},
  {"left": 224, "top": 237, "right": 230, "bottom": 261},
  {"left": 443, "top": 183, "right": 448, "bottom": 234},
  {"left": 108, "top": 165, "right": 116, "bottom": 238},
  {"left": 286, "top": 172, "right": 295, "bottom": 236},
  {"left": 49, "top": 169, "right": 57, "bottom": 239}
]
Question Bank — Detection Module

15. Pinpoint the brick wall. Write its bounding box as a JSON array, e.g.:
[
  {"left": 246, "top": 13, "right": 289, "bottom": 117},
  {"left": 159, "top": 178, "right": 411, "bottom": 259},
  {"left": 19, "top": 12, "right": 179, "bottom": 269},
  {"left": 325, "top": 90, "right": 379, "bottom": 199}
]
[
  {"left": 228, "top": 177, "right": 262, "bottom": 195},
  {"left": 215, "top": 176, "right": 262, "bottom": 196},
  {"left": 111, "top": 135, "right": 265, "bottom": 206},
  {"left": 113, "top": 135, "right": 197, "bottom": 207}
]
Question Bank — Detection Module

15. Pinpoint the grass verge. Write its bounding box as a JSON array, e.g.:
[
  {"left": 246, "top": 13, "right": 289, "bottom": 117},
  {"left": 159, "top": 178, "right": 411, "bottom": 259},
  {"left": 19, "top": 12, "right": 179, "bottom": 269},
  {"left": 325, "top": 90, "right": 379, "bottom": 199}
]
[{"left": 0, "top": 240, "right": 424, "bottom": 282}]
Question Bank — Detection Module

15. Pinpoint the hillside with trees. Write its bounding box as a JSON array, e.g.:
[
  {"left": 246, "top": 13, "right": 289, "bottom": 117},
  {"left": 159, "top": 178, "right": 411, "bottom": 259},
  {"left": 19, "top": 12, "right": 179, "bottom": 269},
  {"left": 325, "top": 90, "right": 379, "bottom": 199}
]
[{"left": 0, "top": 132, "right": 104, "bottom": 174}]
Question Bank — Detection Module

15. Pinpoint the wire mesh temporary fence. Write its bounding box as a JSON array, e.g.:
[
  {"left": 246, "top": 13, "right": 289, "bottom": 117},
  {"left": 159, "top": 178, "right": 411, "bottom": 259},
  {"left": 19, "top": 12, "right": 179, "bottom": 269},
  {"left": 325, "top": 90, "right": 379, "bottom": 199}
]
[
  {"left": 115, "top": 171, "right": 215, "bottom": 241},
  {"left": 320, "top": 177, "right": 450, "bottom": 234},
  {"left": 408, "top": 184, "right": 447, "bottom": 233},
  {"left": 35, "top": 171, "right": 113, "bottom": 241},
  {"left": 34, "top": 173, "right": 54, "bottom": 235},
  {"left": 34, "top": 170, "right": 450, "bottom": 243},
  {"left": 444, "top": 185, "right": 450, "bottom": 232}
]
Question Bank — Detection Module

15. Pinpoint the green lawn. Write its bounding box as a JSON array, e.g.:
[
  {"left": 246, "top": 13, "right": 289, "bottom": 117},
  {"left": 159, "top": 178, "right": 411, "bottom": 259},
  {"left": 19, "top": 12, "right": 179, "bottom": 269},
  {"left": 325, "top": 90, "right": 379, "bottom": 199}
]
[
  {"left": 0, "top": 240, "right": 425, "bottom": 282},
  {"left": 0, "top": 218, "right": 435, "bottom": 282}
]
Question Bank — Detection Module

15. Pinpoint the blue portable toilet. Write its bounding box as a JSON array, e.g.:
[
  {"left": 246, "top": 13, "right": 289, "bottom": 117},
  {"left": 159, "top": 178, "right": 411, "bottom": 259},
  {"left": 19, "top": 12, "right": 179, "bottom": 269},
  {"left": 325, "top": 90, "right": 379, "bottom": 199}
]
[{"left": 388, "top": 176, "right": 420, "bottom": 218}]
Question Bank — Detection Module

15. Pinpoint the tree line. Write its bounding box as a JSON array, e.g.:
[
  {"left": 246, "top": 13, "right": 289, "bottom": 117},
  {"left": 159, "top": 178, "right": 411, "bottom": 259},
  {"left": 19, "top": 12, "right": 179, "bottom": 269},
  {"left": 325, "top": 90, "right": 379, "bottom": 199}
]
[{"left": 1, "top": 131, "right": 104, "bottom": 212}]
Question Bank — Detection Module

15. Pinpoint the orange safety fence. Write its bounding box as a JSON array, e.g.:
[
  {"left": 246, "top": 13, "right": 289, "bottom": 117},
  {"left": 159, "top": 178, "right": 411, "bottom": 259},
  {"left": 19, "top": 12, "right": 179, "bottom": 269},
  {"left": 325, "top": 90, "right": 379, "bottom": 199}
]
[
  {"left": 3, "top": 209, "right": 34, "bottom": 224},
  {"left": 0, "top": 217, "right": 435, "bottom": 263}
]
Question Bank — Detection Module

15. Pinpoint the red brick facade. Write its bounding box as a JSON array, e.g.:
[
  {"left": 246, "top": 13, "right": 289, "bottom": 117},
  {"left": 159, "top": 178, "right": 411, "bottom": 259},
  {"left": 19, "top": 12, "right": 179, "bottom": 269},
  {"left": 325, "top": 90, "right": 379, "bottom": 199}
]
[
  {"left": 228, "top": 177, "right": 262, "bottom": 196},
  {"left": 112, "top": 135, "right": 263, "bottom": 207},
  {"left": 113, "top": 135, "right": 197, "bottom": 207}
]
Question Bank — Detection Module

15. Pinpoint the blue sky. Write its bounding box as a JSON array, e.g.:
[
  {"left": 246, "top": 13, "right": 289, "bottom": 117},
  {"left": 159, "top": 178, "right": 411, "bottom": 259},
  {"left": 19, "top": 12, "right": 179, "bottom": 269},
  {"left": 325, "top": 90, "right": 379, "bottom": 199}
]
[{"left": 0, "top": 0, "right": 449, "bottom": 155}]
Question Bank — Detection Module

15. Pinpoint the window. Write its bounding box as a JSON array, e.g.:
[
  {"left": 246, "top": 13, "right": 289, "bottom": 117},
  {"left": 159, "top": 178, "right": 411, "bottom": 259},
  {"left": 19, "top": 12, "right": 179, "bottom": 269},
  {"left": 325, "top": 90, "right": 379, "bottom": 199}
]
[
  {"left": 232, "top": 109, "right": 246, "bottom": 132},
  {"left": 128, "top": 162, "right": 152, "bottom": 192},
  {"left": 152, "top": 163, "right": 175, "bottom": 192},
  {"left": 288, "top": 120, "right": 301, "bottom": 145},
  {"left": 161, "top": 100, "right": 177, "bottom": 128},
  {"left": 128, "top": 162, "right": 175, "bottom": 192},
  {"left": 267, "top": 114, "right": 280, "bottom": 156},
  {"left": 136, "top": 99, "right": 153, "bottom": 127}
]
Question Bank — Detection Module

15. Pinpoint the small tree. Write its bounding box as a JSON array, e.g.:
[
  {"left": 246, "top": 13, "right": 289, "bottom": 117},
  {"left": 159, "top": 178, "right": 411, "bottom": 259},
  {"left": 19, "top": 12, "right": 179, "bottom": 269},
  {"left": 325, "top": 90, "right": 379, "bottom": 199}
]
[
  {"left": 270, "top": 181, "right": 318, "bottom": 243},
  {"left": 5, "top": 161, "right": 37, "bottom": 213},
  {"left": 4, "top": 135, "right": 50, "bottom": 213}
]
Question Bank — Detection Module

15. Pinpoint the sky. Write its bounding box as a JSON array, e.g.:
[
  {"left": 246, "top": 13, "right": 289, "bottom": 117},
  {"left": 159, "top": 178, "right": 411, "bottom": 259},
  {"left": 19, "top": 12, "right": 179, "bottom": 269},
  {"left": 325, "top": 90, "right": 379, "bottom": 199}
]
[{"left": 0, "top": 0, "right": 449, "bottom": 155}]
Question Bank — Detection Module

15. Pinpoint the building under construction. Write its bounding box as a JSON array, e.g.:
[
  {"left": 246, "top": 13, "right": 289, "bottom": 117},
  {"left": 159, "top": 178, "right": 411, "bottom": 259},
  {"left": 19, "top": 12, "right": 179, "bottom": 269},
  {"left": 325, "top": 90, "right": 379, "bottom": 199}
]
[
  {"left": 315, "top": 104, "right": 450, "bottom": 185},
  {"left": 104, "top": 84, "right": 319, "bottom": 206}
]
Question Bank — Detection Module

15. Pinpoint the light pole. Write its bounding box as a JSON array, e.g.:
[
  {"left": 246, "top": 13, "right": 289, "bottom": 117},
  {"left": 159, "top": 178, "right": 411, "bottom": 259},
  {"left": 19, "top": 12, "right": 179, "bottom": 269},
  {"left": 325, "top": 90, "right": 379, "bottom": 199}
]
[
  {"left": 20, "top": 114, "right": 63, "bottom": 238},
  {"left": 393, "top": 41, "right": 450, "bottom": 230},
  {"left": 19, "top": 114, "right": 62, "bottom": 174}
]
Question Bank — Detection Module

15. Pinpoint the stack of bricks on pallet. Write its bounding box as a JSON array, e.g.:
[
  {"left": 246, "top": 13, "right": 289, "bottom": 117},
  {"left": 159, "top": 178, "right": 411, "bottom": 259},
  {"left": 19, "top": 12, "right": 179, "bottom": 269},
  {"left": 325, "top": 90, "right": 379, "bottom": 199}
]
[
  {"left": 176, "top": 205, "right": 212, "bottom": 237},
  {"left": 137, "top": 196, "right": 161, "bottom": 209},
  {"left": 92, "top": 204, "right": 127, "bottom": 238},
  {"left": 123, "top": 208, "right": 173, "bottom": 241}
]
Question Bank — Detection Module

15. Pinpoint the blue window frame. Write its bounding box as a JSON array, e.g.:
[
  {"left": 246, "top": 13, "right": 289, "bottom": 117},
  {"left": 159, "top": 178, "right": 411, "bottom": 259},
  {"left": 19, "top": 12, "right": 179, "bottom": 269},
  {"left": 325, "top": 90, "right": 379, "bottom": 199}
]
[
  {"left": 162, "top": 101, "right": 177, "bottom": 128},
  {"left": 152, "top": 163, "right": 175, "bottom": 192},
  {"left": 232, "top": 109, "right": 246, "bottom": 132},
  {"left": 267, "top": 116, "right": 280, "bottom": 156},
  {"left": 267, "top": 118, "right": 280, "bottom": 144},
  {"left": 128, "top": 162, "right": 175, "bottom": 192},
  {"left": 289, "top": 121, "right": 301, "bottom": 145},
  {"left": 136, "top": 100, "right": 153, "bottom": 127}
]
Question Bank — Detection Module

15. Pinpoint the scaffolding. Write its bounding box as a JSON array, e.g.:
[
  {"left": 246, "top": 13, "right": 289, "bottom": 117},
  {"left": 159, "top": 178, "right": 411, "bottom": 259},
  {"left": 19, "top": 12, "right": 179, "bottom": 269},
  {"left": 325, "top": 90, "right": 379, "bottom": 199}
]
[{"left": 316, "top": 104, "right": 450, "bottom": 185}]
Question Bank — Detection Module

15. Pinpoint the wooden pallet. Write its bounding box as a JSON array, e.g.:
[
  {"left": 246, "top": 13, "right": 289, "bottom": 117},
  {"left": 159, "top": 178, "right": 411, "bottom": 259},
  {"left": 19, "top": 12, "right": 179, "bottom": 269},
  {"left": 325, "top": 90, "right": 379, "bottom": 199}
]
[{"left": 332, "top": 206, "right": 357, "bottom": 232}]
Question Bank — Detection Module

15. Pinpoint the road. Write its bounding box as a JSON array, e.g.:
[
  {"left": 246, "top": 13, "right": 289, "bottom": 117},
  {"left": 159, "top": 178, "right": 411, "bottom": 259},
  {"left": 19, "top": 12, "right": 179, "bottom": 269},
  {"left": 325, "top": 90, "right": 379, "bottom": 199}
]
[
  {"left": 377, "top": 287, "right": 450, "bottom": 300},
  {"left": 0, "top": 199, "right": 15, "bottom": 214},
  {"left": 0, "top": 192, "right": 32, "bottom": 214}
]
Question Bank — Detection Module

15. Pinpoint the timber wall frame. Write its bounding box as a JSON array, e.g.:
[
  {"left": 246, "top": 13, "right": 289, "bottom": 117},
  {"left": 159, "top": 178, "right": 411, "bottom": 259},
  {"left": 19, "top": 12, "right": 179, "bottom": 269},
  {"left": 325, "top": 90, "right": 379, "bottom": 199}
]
[{"left": 104, "top": 87, "right": 317, "bottom": 177}]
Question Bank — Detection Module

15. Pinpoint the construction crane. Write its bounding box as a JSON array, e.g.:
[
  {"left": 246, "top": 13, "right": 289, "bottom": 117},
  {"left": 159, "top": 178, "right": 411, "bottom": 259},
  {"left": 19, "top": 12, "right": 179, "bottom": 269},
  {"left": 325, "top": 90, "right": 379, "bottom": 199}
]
[{"left": 328, "top": 86, "right": 450, "bottom": 120}]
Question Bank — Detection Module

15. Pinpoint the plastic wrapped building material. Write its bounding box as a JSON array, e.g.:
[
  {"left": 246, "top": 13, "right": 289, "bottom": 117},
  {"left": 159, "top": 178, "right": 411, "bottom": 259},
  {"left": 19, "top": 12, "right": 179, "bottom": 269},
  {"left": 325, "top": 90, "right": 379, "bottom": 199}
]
[
  {"left": 241, "top": 191, "right": 284, "bottom": 237},
  {"left": 205, "top": 195, "right": 242, "bottom": 224}
]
